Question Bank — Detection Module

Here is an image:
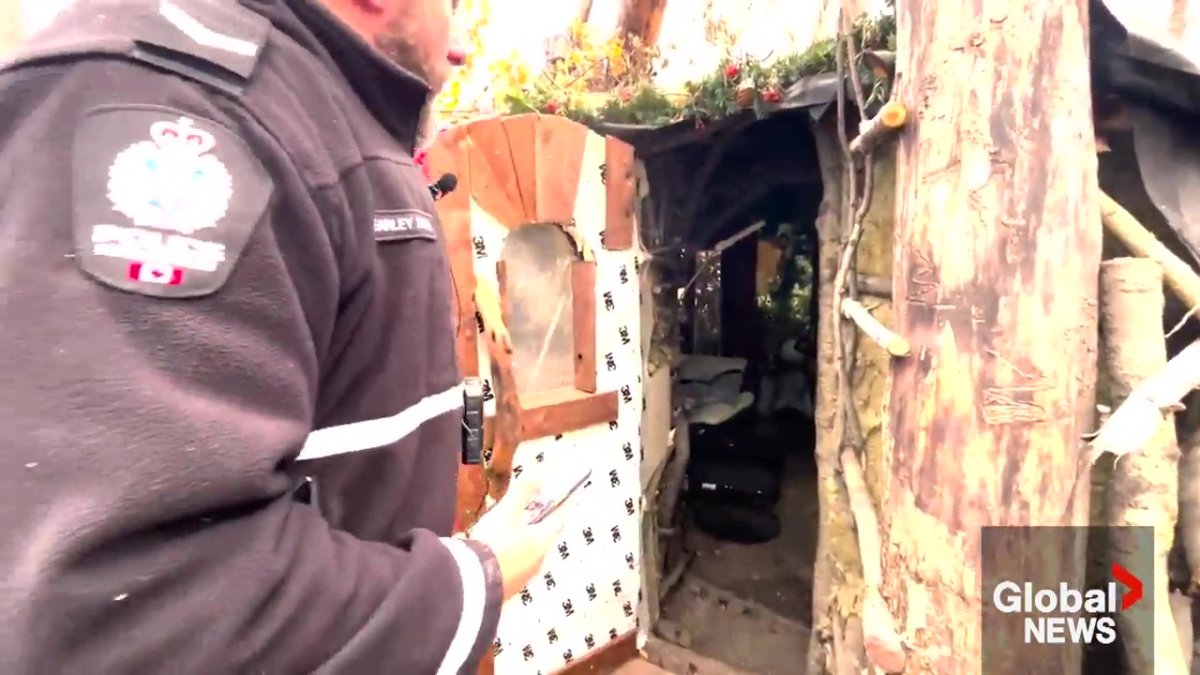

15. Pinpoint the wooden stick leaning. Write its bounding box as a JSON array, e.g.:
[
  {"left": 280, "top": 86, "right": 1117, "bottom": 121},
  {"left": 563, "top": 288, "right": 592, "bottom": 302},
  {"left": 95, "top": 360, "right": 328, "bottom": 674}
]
[
  {"left": 1089, "top": 192, "right": 1200, "bottom": 464},
  {"left": 1100, "top": 190, "right": 1200, "bottom": 311},
  {"left": 839, "top": 448, "right": 906, "bottom": 673},
  {"left": 1087, "top": 341, "right": 1200, "bottom": 463},
  {"left": 841, "top": 298, "right": 910, "bottom": 357}
]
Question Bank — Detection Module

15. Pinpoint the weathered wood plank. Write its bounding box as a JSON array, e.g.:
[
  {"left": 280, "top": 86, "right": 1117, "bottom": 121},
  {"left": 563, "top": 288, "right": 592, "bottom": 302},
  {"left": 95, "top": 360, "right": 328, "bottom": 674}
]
[
  {"left": 604, "top": 136, "right": 636, "bottom": 251},
  {"left": 572, "top": 261, "right": 599, "bottom": 392}
]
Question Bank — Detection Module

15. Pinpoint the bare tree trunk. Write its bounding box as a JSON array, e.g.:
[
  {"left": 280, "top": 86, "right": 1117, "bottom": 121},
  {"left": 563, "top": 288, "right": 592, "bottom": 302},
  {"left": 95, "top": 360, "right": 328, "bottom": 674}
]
[
  {"left": 617, "top": 0, "right": 669, "bottom": 46},
  {"left": 883, "top": 0, "right": 1102, "bottom": 672},
  {"left": 1100, "top": 258, "right": 1188, "bottom": 675}
]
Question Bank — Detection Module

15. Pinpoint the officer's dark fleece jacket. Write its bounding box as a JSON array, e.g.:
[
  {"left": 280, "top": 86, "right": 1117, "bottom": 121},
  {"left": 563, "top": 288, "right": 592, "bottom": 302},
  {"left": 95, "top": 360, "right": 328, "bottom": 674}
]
[{"left": 0, "top": 0, "right": 503, "bottom": 672}]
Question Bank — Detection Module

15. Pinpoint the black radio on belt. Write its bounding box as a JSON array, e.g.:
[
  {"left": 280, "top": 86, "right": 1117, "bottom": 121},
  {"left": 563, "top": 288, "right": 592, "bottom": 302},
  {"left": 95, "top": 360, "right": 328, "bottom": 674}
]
[{"left": 461, "top": 377, "right": 484, "bottom": 465}]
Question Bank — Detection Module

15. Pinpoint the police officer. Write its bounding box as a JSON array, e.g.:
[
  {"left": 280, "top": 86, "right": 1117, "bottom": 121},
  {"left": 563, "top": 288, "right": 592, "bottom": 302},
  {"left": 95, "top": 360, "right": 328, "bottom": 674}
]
[{"left": 0, "top": 0, "right": 569, "bottom": 672}]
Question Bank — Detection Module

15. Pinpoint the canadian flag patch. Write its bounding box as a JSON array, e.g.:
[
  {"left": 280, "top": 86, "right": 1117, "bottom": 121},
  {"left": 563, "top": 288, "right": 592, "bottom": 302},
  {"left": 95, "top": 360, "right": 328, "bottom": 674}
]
[{"left": 127, "top": 261, "right": 184, "bottom": 285}]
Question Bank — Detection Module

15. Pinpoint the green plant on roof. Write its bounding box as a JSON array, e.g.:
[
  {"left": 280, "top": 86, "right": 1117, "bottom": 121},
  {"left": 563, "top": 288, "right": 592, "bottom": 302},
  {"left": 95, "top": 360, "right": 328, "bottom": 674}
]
[{"left": 490, "top": 12, "right": 896, "bottom": 127}]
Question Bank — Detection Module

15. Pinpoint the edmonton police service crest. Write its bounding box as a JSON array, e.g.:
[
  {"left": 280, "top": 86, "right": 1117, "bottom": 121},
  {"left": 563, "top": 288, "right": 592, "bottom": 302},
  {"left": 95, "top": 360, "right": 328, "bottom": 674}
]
[
  {"left": 107, "top": 117, "right": 233, "bottom": 235},
  {"left": 89, "top": 117, "right": 232, "bottom": 282}
]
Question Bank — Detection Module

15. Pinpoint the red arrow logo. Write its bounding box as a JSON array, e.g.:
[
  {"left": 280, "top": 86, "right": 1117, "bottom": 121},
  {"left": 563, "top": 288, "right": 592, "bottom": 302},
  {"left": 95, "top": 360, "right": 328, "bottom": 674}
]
[{"left": 1112, "top": 562, "right": 1143, "bottom": 610}]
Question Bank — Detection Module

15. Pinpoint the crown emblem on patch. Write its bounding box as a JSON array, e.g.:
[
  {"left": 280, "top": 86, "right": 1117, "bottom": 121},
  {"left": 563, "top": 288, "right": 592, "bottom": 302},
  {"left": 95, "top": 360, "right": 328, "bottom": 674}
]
[
  {"left": 106, "top": 116, "right": 234, "bottom": 236},
  {"left": 148, "top": 117, "right": 217, "bottom": 155}
]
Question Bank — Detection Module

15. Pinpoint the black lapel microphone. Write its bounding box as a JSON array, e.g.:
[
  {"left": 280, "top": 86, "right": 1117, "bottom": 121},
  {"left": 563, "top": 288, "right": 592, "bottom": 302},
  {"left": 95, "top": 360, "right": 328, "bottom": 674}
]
[{"left": 429, "top": 173, "right": 458, "bottom": 201}]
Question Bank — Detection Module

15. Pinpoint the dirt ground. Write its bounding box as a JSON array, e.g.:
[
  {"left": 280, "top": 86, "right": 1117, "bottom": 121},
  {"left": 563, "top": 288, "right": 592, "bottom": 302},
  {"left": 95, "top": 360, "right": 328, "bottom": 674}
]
[{"left": 657, "top": 448, "right": 818, "bottom": 673}]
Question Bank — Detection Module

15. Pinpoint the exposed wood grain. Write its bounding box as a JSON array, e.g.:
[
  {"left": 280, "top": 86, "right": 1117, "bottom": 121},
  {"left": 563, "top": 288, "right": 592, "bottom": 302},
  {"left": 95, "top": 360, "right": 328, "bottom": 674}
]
[
  {"left": 428, "top": 126, "right": 492, "bottom": 534},
  {"left": 884, "top": 0, "right": 1102, "bottom": 670},
  {"left": 501, "top": 115, "right": 539, "bottom": 221},
  {"left": 552, "top": 630, "right": 638, "bottom": 674},
  {"left": 535, "top": 115, "right": 590, "bottom": 225},
  {"left": 452, "top": 463, "right": 489, "bottom": 534},
  {"left": 427, "top": 126, "right": 481, "bottom": 378},
  {"left": 486, "top": 259, "right": 523, "bottom": 501},
  {"left": 518, "top": 390, "right": 619, "bottom": 441},
  {"left": 848, "top": 101, "right": 908, "bottom": 158},
  {"left": 572, "top": 261, "right": 599, "bottom": 392},
  {"left": 611, "top": 658, "right": 671, "bottom": 675},
  {"left": 467, "top": 119, "right": 530, "bottom": 229},
  {"left": 495, "top": 261, "right": 510, "bottom": 335},
  {"left": 604, "top": 136, "right": 636, "bottom": 250},
  {"left": 643, "top": 635, "right": 754, "bottom": 675}
]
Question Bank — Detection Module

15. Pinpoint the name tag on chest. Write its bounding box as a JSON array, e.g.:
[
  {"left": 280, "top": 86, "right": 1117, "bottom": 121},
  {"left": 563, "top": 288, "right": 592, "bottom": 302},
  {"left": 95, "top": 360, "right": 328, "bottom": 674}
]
[{"left": 374, "top": 209, "right": 436, "bottom": 241}]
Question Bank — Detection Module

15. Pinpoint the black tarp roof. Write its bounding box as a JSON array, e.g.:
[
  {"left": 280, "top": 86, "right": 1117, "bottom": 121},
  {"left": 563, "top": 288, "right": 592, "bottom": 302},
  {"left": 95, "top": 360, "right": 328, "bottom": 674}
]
[
  {"left": 1093, "top": 0, "right": 1200, "bottom": 269},
  {"left": 605, "top": 2, "right": 1200, "bottom": 296},
  {"left": 590, "top": 71, "right": 846, "bottom": 156}
]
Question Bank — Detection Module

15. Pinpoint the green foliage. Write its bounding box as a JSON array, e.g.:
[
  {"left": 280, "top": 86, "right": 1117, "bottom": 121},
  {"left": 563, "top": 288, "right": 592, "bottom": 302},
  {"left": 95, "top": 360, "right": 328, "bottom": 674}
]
[{"left": 495, "top": 13, "right": 897, "bottom": 128}]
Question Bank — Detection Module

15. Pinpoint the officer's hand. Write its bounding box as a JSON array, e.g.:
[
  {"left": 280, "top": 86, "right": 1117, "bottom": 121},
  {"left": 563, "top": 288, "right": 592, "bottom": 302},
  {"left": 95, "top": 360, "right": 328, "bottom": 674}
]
[{"left": 466, "top": 474, "right": 572, "bottom": 602}]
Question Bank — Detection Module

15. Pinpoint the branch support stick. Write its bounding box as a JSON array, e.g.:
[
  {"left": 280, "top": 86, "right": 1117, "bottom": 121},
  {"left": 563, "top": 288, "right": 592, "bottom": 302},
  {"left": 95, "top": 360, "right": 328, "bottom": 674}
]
[
  {"left": 841, "top": 298, "right": 910, "bottom": 357},
  {"left": 840, "top": 448, "right": 905, "bottom": 673},
  {"left": 848, "top": 101, "right": 908, "bottom": 158},
  {"left": 1087, "top": 340, "right": 1200, "bottom": 462},
  {"left": 1099, "top": 190, "right": 1200, "bottom": 313}
]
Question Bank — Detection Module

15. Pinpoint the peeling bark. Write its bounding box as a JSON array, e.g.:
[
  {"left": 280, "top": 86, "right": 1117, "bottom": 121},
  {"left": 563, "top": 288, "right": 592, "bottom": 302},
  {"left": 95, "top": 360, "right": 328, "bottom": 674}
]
[
  {"left": 1101, "top": 258, "right": 1188, "bottom": 675},
  {"left": 885, "top": 0, "right": 1101, "bottom": 671}
]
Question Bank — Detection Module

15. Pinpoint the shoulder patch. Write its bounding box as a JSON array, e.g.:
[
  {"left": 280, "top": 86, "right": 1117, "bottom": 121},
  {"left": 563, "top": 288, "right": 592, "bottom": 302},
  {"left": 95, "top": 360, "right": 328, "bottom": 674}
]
[{"left": 72, "top": 105, "right": 273, "bottom": 298}]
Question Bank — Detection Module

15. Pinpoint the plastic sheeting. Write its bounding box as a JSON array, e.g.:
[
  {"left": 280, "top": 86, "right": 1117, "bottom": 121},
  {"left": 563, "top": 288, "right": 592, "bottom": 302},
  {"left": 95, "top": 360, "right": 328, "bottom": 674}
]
[
  {"left": 1130, "top": 106, "right": 1200, "bottom": 264},
  {"left": 1093, "top": 0, "right": 1200, "bottom": 114},
  {"left": 1094, "top": 0, "right": 1200, "bottom": 264}
]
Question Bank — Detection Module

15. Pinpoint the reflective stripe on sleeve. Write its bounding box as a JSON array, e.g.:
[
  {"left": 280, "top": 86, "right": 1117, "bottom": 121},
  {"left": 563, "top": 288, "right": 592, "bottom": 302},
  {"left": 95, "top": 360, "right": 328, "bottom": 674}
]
[
  {"left": 296, "top": 384, "right": 464, "bottom": 462},
  {"left": 434, "top": 537, "right": 488, "bottom": 675}
]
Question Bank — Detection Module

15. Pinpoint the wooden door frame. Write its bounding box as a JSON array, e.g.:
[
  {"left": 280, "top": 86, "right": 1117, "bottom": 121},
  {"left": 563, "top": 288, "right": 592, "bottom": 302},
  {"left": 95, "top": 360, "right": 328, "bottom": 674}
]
[{"left": 427, "top": 113, "right": 636, "bottom": 518}]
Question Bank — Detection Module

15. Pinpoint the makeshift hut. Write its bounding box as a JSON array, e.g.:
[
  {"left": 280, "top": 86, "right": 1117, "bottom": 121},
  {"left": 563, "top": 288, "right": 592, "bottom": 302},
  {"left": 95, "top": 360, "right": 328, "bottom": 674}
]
[
  {"left": 428, "top": 9, "right": 911, "bottom": 674},
  {"left": 431, "top": 0, "right": 1200, "bottom": 672}
]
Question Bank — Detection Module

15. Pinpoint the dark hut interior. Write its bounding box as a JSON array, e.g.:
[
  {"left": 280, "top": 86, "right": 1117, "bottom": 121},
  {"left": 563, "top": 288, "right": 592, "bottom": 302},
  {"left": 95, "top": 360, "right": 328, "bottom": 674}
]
[{"left": 601, "top": 88, "right": 836, "bottom": 672}]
